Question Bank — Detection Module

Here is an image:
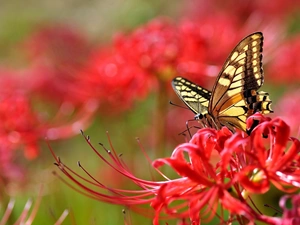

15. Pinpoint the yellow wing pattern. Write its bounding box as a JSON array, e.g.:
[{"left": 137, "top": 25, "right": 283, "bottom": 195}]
[
  {"left": 172, "top": 76, "right": 211, "bottom": 117},
  {"left": 172, "top": 32, "right": 273, "bottom": 133}
]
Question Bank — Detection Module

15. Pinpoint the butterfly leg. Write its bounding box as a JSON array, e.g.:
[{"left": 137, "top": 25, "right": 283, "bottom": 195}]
[
  {"left": 177, "top": 118, "right": 203, "bottom": 138},
  {"left": 185, "top": 119, "right": 193, "bottom": 138},
  {"left": 186, "top": 118, "right": 203, "bottom": 138}
]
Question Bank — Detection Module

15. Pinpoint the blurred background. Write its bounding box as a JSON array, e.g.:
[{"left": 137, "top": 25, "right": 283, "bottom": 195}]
[{"left": 0, "top": 0, "right": 300, "bottom": 224}]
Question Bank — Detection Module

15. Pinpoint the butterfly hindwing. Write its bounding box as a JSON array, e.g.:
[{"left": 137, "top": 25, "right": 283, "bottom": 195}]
[
  {"left": 172, "top": 32, "right": 273, "bottom": 133},
  {"left": 172, "top": 77, "right": 211, "bottom": 116}
]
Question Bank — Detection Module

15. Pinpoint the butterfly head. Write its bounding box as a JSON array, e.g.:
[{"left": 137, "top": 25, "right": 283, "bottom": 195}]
[{"left": 195, "top": 113, "right": 204, "bottom": 120}]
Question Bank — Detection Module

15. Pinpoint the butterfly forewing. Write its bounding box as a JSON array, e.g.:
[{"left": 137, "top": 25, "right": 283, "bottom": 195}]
[
  {"left": 172, "top": 77, "right": 211, "bottom": 116},
  {"left": 209, "top": 32, "right": 264, "bottom": 113}
]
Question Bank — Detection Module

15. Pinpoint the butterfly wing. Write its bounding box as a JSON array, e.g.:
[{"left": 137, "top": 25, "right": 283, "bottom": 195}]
[
  {"left": 172, "top": 77, "right": 211, "bottom": 116},
  {"left": 209, "top": 32, "right": 273, "bottom": 132}
]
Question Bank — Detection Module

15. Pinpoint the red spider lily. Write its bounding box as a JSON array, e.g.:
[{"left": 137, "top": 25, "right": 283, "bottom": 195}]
[
  {"left": 177, "top": 16, "right": 240, "bottom": 80},
  {"left": 79, "top": 16, "right": 259, "bottom": 115},
  {"left": 77, "top": 48, "right": 152, "bottom": 114},
  {"left": 0, "top": 88, "right": 44, "bottom": 159},
  {"left": 274, "top": 89, "right": 300, "bottom": 136},
  {"left": 185, "top": 0, "right": 300, "bottom": 22},
  {"left": 23, "top": 25, "right": 90, "bottom": 65},
  {"left": 182, "top": 0, "right": 292, "bottom": 69},
  {"left": 0, "top": 68, "right": 97, "bottom": 159},
  {"left": 267, "top": 34, "right": 300, "bottom": 84},
  {"left": 0, "top": 25, "right": 98, "bottom": 172},
  {"left": 238, "top": 116, "right": 300, "bottom": 194},
  {"left": 113, "top": 18, "right": 230, "bottom": 86},
  {"left": 114, "top": 18, "right": 180, "bottom": 79},
  {"left": 20, "top": 22, "right": 157, "bottom": 116},
  {"left": 23, "top": 24, "right": 92, "bottom": 106},
  {"left": 51, "top": 115, "right": 300, "bottom": 224},
  {"left": 0, "top": 71, "right": 46, "bottom": 185}
]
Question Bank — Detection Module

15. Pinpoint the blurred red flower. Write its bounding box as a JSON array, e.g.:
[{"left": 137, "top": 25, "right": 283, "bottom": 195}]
[
  {"left": 0, "top": 78, "right": 45, "bottom": 159},
  {"left": 24, "top": 25, "right": 90, "bottom": 65},
  {"left": 17, "top": 25, "right": 99, "bottom": 140},
  {"left": 113, "top": 17, "right": 243, "bottom": 86},
  {"left": 52, "top": 115, "right": 300, "bottom": 224},
  {"left": 114, "top": 15, "right": 276, "bottom": 100},
  {"left": 0, "top": 72, "right": 44, "bottom": 185},
  {"left": 77, "top": 48, "right": 152, "bottom": 114},
  {"left": 185, "top": 0, "right": 300, "bottom": 22},
  {"left": 23, "top": 24, "right": 92, "bottom": 106},
  {"left": 0, "top": 65, "right": 97, "bottom": 161},
  {"left": 267, "top": 35, "right": 300, "bottom": 84},
  {"left": 274, "top": 89, "right": 300, "bottom": 136},
  {"left": 115, "top": 19, "right": 179, "bottom": 74},
  {"left": 176, "top": 16, "right": 240, "bottom": 83}
]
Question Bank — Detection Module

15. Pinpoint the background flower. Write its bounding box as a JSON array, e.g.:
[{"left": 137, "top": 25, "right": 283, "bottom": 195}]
[{"left": 274, "top": 89, "right": 300, "bottom": 136}]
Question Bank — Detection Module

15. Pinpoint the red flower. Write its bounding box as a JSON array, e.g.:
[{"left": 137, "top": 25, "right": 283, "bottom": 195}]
[
  {"left": 0, "top": 68, "right": 97, "bottom": 160},
  {"left": 0, "top": 25, "right": 99, "bottom": 140},
  {"left": 23, "top": 24, "right": 92, "bottom": 106},
  {"left": 23, "top": 24, "right": 90, "bottom": 68},
  {"left": 78, "top": 48, "right": 152, "bottom": 114},
  {"left": 151, "top": 127, "right": 256, "bottom": 224},
  {"left": 114, "top": 18, "right": 180, "bottom": 79},
  {"left": 184, "top": 0, "right": 300, "bottom": 23},
  {"left": 0, "top": 74, "right": 43, "bottom": 184},
  {"left": 51, "top": 115, "right": 300, "bottom": 224},
  {"left": 267, "top": 35, "right": 300, "bottom": 84},
  {"left": 238, "top": 116, "right": 300, "bottom": 194},
  {"left": 176, "top": 17, "right": 240, "bottom": 83},
  {"left": 113, "top": 18, "right": 227, "bottom": 87},
  {"left": 0, "top": 85, "right": 45, "bottom": 159}
]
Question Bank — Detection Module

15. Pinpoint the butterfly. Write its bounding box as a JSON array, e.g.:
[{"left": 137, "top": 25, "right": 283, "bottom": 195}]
[{"left": 172, "top": 32, "right": 273, "bottom": 134}]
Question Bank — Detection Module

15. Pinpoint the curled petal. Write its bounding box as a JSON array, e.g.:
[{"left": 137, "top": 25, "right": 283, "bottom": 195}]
[{"left": 238, "top": 165, "right": 270, "bottom": 193}]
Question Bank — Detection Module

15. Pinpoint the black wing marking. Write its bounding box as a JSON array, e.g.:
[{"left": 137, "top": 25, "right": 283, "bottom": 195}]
[{"left": 172, "top": 76, "right": 211, "bottom": 116}]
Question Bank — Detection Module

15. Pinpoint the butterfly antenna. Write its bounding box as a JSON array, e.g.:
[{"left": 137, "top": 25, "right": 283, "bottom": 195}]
[{"left": 169, "top": 101, "right": 190, "bottom": 110}]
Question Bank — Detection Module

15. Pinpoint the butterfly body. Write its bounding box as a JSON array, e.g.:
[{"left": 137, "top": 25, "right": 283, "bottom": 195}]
[{"left": 172, "top": 32, "right": 273, "bottom": 133}]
